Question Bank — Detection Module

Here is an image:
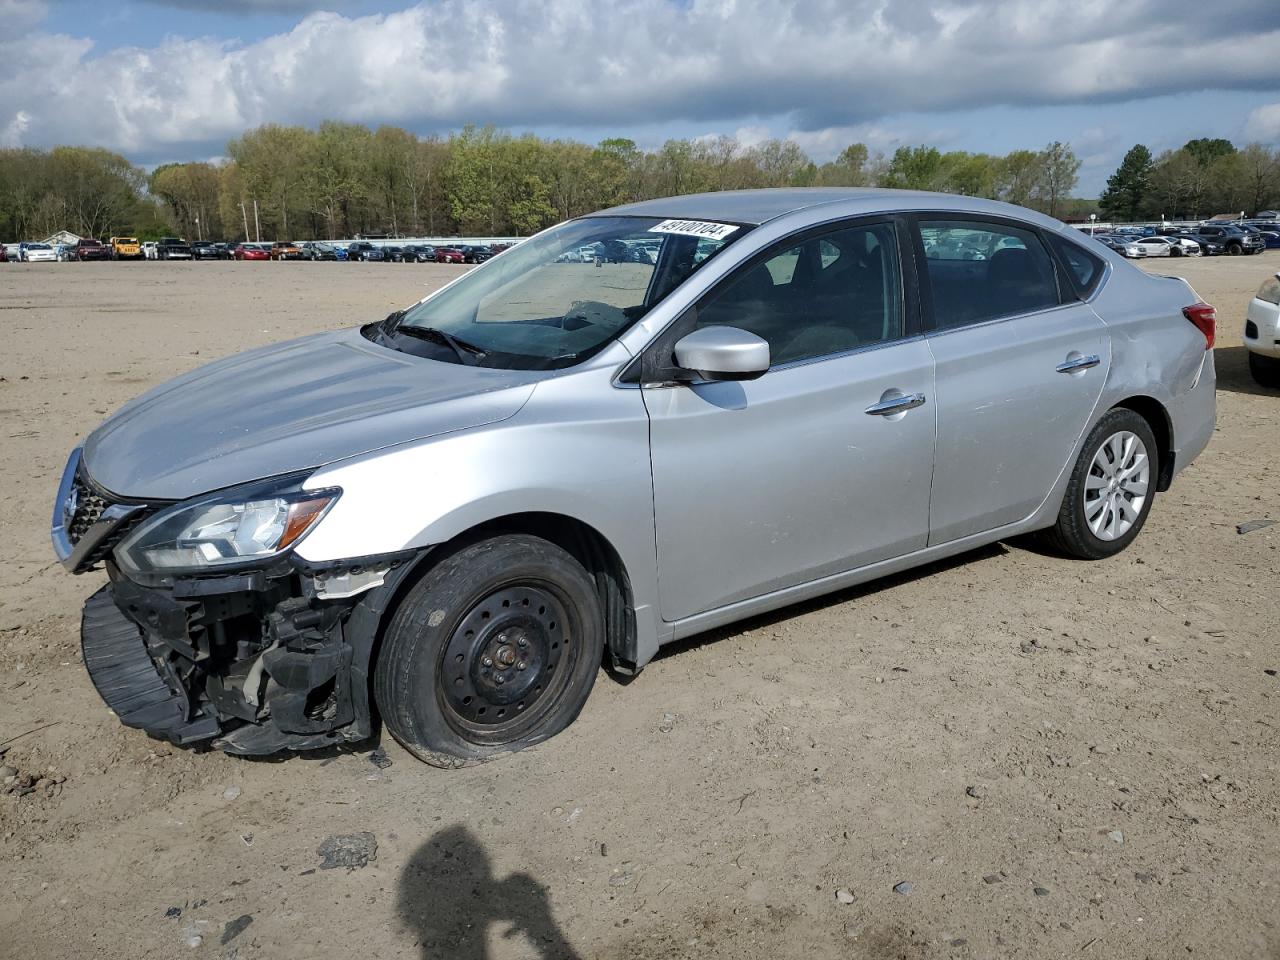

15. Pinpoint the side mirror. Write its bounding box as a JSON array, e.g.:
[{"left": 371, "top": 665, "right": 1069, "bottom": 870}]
[{"left": 672, "top": 326, "right": 770, "bottom": 382}]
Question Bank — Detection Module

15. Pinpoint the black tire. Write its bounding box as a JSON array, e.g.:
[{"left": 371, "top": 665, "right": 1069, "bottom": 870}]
[
  {"left": 1227, "top": 243, "right": 1243, "bottom": 256},
  {"left": 374, "top": 534, "right": 604, "bottom": 767},
  {"left": 1250, "top": 351, "right": 1280, "bottom": 388},
  {"left": 1170, "top": 246, "right": 1182, "bottom": 257},
  {"left": 1041, "top": 408, "right": 1159, "bottom": 560}
]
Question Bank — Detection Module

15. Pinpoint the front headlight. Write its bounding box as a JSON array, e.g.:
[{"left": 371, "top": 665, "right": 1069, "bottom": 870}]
[{"left": 114, "top": 476, "right": 339, "bottom": 578}]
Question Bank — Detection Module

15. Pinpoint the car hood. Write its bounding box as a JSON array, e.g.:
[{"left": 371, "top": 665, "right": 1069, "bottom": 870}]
[{"left": 82, "top": 328, "right": 543, "bottom": 501}]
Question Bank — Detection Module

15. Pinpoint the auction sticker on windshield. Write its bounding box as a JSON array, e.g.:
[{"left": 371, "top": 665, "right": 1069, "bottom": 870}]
[{"left": 650, "top": 219, "right": 740, "bottom": 241}]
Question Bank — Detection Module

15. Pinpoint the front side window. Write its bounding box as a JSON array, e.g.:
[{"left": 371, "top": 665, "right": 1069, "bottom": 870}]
[
  {"left": 384, "top": 216, "right": 747, "bottom": 369},
  {"left": 693, "top": 221, "right": 903, "bottom": 366},
  {"left": 918, "top": 220, "right": 1060, "bottom": 329}
]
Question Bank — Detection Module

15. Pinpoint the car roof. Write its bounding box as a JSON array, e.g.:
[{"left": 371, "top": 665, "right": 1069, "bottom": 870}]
[{"left": 594, "top": 187, "right": 1067, "bottom": 229}]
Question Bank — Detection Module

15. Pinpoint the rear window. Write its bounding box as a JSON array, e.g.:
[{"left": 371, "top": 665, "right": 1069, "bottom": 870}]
[{"left": 1047, "top": 233, "right": 1106, "bottom": 298}]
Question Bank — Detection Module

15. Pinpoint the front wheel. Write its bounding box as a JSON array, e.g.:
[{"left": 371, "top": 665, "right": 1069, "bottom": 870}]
[
  {"left": 1250, "top": 351, "right": 1280, "bottom": 388},
  {"left": 375, "top": 534, "right": 604, "bottom": 767},
  {"left": 1041, "top": 408, "right": 1158, "bottom": 560}
]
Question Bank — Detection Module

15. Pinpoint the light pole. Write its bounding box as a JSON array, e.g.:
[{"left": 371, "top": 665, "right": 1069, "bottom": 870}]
[{"left": 1089, "top": 213, "right": 1097, "bottom": 235}]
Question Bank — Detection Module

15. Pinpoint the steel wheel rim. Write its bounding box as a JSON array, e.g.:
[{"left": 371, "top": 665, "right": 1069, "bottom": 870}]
[
  {"left": 1083, "top": 430, "right": 1149, "bottom": 541},
  {"left": 437, "top": 582, "right": 577, "bottom": 744}
]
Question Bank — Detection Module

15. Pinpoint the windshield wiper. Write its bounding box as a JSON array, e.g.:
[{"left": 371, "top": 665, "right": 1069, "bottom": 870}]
[{"left": 394, "top": 325, "right": 487, "bottom": 365}]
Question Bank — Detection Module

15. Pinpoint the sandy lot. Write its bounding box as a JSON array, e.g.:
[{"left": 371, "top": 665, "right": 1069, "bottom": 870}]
[{"left": 0, "top": 254, "right": 1277, "bottom": 960}]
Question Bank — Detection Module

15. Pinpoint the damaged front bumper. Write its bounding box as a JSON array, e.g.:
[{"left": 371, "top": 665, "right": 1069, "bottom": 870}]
[
  {"left": 82, "top": 556, "right": 418, "bottom": 755},
  {"left": 59, "top": 449, "right": 420, "bottom": 755}
]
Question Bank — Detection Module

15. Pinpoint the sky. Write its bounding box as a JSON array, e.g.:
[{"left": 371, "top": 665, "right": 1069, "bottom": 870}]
[{"left": 3, "top": 0, "right": 1280, "bottom": 197}]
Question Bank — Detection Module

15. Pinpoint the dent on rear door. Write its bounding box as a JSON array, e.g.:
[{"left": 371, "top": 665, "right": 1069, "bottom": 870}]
[{"left": 926, "top": 304, "right": 1110, "bottom": 545}]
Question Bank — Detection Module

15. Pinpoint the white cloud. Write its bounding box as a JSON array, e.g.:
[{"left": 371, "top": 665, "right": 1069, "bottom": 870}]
[
  {"left": 1, "top": 0, "right": 1279, "bottom": 157},
  {"left": 1245, "top": 102, "right": 1280, "bottom": 142}
]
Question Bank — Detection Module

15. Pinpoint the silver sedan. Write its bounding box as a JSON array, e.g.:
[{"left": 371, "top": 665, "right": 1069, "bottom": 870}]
[{"left": 54, "top": 189, "right": 1217, "bottom": 764}]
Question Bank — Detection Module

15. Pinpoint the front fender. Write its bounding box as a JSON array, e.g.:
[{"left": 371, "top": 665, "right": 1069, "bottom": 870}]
[{"left": 296, "top": 370, "right": 667, "bottom": 664}]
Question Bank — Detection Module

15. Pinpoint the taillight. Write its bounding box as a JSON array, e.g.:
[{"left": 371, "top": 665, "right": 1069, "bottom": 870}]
[{"left": 1183, "top": 302, "right": 1216, "bottom": 350}]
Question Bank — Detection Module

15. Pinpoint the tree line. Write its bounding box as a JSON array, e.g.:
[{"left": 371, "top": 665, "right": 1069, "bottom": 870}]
[
  {"left": 1100, "top": 138, "right": 1280, "bottom": 222},
  {"left": 2, "top": 123, "right": 1091, "bottom": 242}
]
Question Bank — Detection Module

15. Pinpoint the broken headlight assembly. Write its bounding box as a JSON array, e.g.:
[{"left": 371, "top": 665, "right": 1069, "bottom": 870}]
[{"left": 114, "top": 476, "right": 339, "bottom": 579}]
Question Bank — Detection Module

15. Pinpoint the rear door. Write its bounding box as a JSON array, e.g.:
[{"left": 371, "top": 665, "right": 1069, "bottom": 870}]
[{"left": 915, "top": 217, "right": 1110, "bottom": 545}]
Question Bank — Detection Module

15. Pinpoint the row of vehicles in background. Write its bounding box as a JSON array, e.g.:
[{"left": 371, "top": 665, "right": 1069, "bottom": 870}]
[
  {"left": 1091, "top": 221, "right": 1279, "bottom": 259},
  {"left": 3, "top": 237, "right": 515, "bottom": 264}
]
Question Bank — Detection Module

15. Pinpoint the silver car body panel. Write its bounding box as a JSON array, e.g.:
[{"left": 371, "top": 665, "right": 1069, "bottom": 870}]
[
  {"left": 74, "top": 189, "right": 1216, "bottom": 669},
  {"left": 82, "top": 328, "right": 543, "bottom": 500}
]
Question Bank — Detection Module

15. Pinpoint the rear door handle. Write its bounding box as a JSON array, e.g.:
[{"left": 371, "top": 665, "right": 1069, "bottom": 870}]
[
  {"left": 864, "top": 392, "right": 927, "bottom": 416},
  {"left": 1056, "top": 354, "right": 1100, "bottom": 374}
]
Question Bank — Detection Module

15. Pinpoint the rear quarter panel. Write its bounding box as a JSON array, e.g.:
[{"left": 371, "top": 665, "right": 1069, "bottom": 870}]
[{"left": 1079, "top": 239, "right": 1215, "bottom": 476}]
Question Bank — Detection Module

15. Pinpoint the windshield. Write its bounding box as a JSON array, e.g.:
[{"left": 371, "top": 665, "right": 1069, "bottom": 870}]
[{"left": 385, "top": 216, "right": 747, "bottom": 369}]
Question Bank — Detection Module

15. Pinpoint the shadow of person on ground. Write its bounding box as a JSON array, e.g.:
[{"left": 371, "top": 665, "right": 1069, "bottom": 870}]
[{"left": 397, "top": 824, "right": 582, "bottom": 960}]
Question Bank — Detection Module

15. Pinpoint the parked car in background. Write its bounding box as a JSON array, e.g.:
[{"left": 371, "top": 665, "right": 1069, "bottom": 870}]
[
  {"left": 2, "top": 243, "right": 18, "bottom": 261},
  {"left": 54, "top": 244, "right": 75, "bottom": 262},
  {"left": 0, "top": 243, "right": 7, "bottom": 263},
  {"left": 401, "top": 244, "right": 437, "bottom": 263},
  {"left": 191, "top": 241, "right": 221, "bottom": 260},
  {"left": 346, "top": 241, "right": 386, "bottom": 262},
  {"left": 382, "top": 245, "right": 406, "bottom": 263},
  {"left": 1246, "top": 272, "right": 1280, "bottom": 388},
  {"left": 155, "top": 237, "right": 193, "bottom": 260},
  {"left": 1130, "top": 236, "right": 1199, "bottom": 258},
  {"left": 1194, "top": 224, "right": 1265, "bottom": 255},
  {"left": 20, "top": 242, "right": 57, "bottom": 262},
  {"left": 1095, "top": 235, "right": 1143, "bottom": 258},
  {"left": 1171, "top": 233, "right": 1224, "bottom": 256},
  {"left": 1240, "top": 225, "right": 1280, "bottom": 250},
  {"left": 299, "top": 241, "right": 338, "bottom": 261},
  {"left": 233, "top": 243, "right": 270, "bottom": 261},
  {"left": 109, "top": 236, "right": 143, "bottom": 260},
  {"left": 142, "top": 241, "right": 160, "bottom": 260},
  {"left": 270, "top": 241, "right": 305, "bottom": 261},
  {"left": 433, "top": 245, "right": 465, "bottom": 263},
  {"left": 49, "top": 189, "right": 1218, "bottom": 765},
  {"left": 459, "top": 244, "right": 493, "bottom": 264},
  {"left": 71, "top": 238, "right": 110, "bottom": 261}
]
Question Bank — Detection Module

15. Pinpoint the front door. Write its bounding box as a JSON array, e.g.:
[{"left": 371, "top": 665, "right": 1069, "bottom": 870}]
[{"left": 642, "top": 219, "right": 936, "bottom": 622}]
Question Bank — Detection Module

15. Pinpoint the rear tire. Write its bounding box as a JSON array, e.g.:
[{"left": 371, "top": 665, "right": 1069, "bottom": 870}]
[
  {"left": 1041, "top": 408, "right": 1158, "bottom": 560},
  {"left": 374, "top": 535, "right": 604, "bottom": 767},
  {"left": 1250, "top": 351, "right": 1280, "bottom": 388}
]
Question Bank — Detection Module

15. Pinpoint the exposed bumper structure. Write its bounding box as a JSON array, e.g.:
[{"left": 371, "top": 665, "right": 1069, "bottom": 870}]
[
  {"left": 81, "top": 569, "right": 375, "bottom": 755},
  {"left": 58, "top": 448, "right": 416, "bottom": 756}
]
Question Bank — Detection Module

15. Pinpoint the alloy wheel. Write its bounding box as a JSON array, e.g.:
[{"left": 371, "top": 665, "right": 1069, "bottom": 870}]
[{"left": 1083, "top": 430, "right": 1149, "bottom": 541}]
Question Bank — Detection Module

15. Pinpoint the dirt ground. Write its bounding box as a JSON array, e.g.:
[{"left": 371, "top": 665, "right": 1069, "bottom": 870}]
[{"left": 0, "top": 253, "right": 1277, "bottom": 960}]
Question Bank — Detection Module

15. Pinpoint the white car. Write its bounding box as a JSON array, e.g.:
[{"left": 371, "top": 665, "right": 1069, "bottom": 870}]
[
  {"left": 142, "top": 241, "right": 160, "bottom": 260},
  {"left": 21, "top": 243, "right": 57, "bottom": 262},
  {"left": 1131, "top": 236, "right": 1200, "bottom": 258},
  {"left": 1245, "top": 272, "right": 1280, "bottom": 387}
]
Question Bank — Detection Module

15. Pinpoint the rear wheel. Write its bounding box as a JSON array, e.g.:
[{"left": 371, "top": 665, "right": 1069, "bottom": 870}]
[
  {"left": 1042, "top": 408, "right": 1158, "bottom": 560},
  {"left": 375, "top": 534, "right": 604, "bottom": 767},
  {"left": 1250, "top": 351, "right": 1280, "bottom": 388}
]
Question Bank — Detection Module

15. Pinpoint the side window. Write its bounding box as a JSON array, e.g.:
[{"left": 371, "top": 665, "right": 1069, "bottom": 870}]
[
  {"left": 695, "top": 222, "right": 902, "bottom": 366},
  {"left": 918, "top": 220, "right": 1061, "bottom": 330},
  {"left": 1046, "top": 233, "right": 1106, "bottom": 298}
]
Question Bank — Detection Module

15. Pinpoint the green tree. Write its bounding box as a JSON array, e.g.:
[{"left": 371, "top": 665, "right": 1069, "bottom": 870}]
[
  {"left": 1182, "top": 138, "right": 1235, "bottom": 167},
  {"left": 881, "top": 146, "right": 945, "bottom": 190},
  {"left": 1030, "top": 141, "right": 1080, "bottom": 218},
  {"left": 813, "top": 143, "right": 871, "bottom": 187},
  {"left": 1099, "top": 144, "right": 1154, "bottom": 222}
]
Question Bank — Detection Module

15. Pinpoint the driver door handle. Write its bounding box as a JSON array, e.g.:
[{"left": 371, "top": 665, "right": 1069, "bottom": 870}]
[
  {"left": 865, "top": 392, "right": 927, "bottom": 416},
  {"left": 1056, "top": 354, "right": 1100, "bottom": 373}
]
